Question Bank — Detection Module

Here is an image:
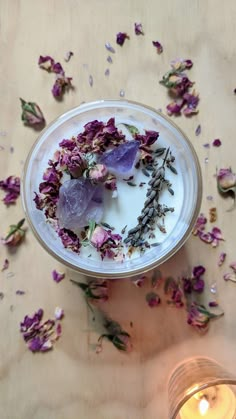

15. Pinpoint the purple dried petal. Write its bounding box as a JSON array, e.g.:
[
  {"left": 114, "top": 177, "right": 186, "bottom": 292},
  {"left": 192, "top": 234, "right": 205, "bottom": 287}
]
[
  {"left": 152, "top": 40, "right": 163, "bottom": 54},
  {"left": 195, "top": 124, "right": 201, "bottom": 136},
  {"left": 203, "top": 143, "right": 210, "bottom": 148},
  {"left": 105, "top": 68, "right": 110, "bottom": 77},
  {"left": 16, "top": 290, "right": 25, "bottom": 295},
  {"left": 58, "top": 228, "right": 81, "bottom": 253},
  {"left": 89, "top": 75, "right": 93, "bottom": 87},
  {"left": 134, "top": 22, "right": 144, "bottom": 35},
  {"left": 52, "top": 74, "right": 73, "bottom": 98},
  {"left": 182, "top": 277, "right": 192, "bottom": 294},
  {"left": 107, "top": 56, "right": 113, "bottom": 63},
  {"left": 198, "top": 231, "right": 213, "bottom": 244},
  {"left": 54, "top": 307, "right": 64, "bottom": 320},
  {"left": 193, "top": 265, "right": 205, "bottom": 278},
  {"left": 209, "top": 301, "right": 219, "bottom": 307},
  {"left": 212, "top": 138, "right": 222, "bottom": 147},
  {"left": 105, "top": 42, "right": 115, "bottom": 53},
  {"left": 218, "top": 252, "right": 226, "bottom": 267},
  {"left": 0, "top": 176, "right": 21, "bottom": 205},
  {"left": 1, "top": 258, "right": 9, "bottom": 271},
  {"left": 38, "top": 55, "right": 55, "bottom": 71},
  {"left": 192, "top": 278, "right": 205, "bottom": 293},
  {"left": 116, "top": 32, "right": 129, "bottom": 46},
  {"left": 207, "top": 195, "right": 213, "bottom": 201},
  {"left": 64, "top": 51, "right": 74, "bottom": 62},
  {"left": 52, "top": 269, "right": 65, "bottom": 283},
  {"left": 183, "top": 90, "right": 199, "bottom": 116},
  {"left": 166, "top": 99, "right": 185, "bottom": 115}
]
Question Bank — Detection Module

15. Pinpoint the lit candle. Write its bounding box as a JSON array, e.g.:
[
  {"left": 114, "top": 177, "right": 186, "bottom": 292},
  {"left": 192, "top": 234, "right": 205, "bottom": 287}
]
[{"left": 179, "top": 385, "right": 236, "bottom": 418}]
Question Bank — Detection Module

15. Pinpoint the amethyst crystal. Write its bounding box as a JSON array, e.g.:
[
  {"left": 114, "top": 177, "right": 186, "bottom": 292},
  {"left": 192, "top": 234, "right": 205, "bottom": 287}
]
[
  {"left": 57, "top": 178, "right": 104, "bottom": 229},
  {"left": 99, "top": 140, "right": 139, "bottom": 176}
]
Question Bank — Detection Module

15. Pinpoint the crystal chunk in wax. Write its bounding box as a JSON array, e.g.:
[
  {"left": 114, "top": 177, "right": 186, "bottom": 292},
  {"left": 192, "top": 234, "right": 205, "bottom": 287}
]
[
  {"left": 99, "top": 140, "right": 139, "bottom": 175},
  {"left": 57, "top": 178, "right": 104, "bottom": 229}
]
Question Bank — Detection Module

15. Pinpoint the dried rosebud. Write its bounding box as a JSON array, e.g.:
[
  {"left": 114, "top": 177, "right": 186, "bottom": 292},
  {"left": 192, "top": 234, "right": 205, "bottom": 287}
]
[
  {"left": 166, "top": 99, "right": 185, "bottom": 115},
  {"left": 2, "top": 218, "right": 26, "bottom": 246},
  {"left": 71, "top": 278, "right": 109, "bottom": 303},
  {"left": 99, "top": 318, "right": 132, "bottom": 352},
  {"left": 146, "top": 292, "right": 161, "bottom": 307},
  {"left": 20, "top": 98, "right": 45, "bottom": 126},
  {"left": 187, "top": 302, "right": 223, "bottom": 333},
  {"left": 116, "top": 32, "right": 129, "bottom": 46},
  {"left": 192, "top": 277, "right": 205, "bottom": 293},
  {"left": 217, "top": 168, "right": 236, "bottom": 190},
  {"left": 90, "top": 226, "right": 109, "bottom": 249},
  {"left": 87, "top": 164, "right": 108, "bottom": 183}
]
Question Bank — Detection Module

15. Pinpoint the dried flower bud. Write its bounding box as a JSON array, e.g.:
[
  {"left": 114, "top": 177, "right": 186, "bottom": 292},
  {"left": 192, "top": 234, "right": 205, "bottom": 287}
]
[
  {"left": 2, "top": 218, "right": 26, "bottom": 246},
  {"left": 88, "top": 164, "right": 108, "bottom": 183},
  {"left": 20, "top": 98, "right": 45, "bottom": 126},
  {"left": 217, "top": 168, "right": 236, "bottom": 190}
]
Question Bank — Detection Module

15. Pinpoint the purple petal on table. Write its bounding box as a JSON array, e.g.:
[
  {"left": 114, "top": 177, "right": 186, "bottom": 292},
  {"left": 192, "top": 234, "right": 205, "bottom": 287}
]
[
  {"left": 116, "top": 32, "right": 129, "bottom": 46},
  {"left": 193, "top": 265, "right": 205, "bottom": 278},
  {"left": 1, "top": 258, "right": 9, "bottom": 271},
  {"left": 218, "top": 252, "right": 226, "bottom": 267},
  {"left": 146, "top": 292, "right": 161, "bottom": 307},
  {"left": 134, "top": 22, "right": 144, "bottom": 35},
  {"left": 105, "top": 42, "right": 115, "bottom": 53},
  {"left": 99, "top": 140, "right": 139, "bottom": 176},
  {"left": 152, "top": 40, "right": 163, "bottom": 54},
  {"left": 52, "top": 270, "right": 65, "bottom": 283},
  {"left": 195, "top": 124, "right": 201, "bottom": 136}
]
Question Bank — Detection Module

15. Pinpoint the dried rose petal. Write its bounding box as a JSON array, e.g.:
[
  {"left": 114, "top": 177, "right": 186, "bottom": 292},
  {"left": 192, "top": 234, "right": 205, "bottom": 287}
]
[
  {"left": 134, "top": 22, "right": 144, "bottom": 35},
  {"left": 211, "top": 227, "right": 224, "bottom": 247},
  {"left": 116, "top": 32, "right": 129, "bottom": 46},
  {"left": 182, "top": 277, "right": 192, "bottom": 294},
  {"left": 16, "top": 290, "right": 25, "bottom": 295},
  {"left": 52, "top": 269, "right": 65, "bottom": 283},
  {"left": 229, "top": 262, "right": 236, "bottom": 272},
  {"left": 223, "top": 272, "right": 236, "bottom": 282},
  {"left": 20, "top": 99, "right": 45, "bottom": 126},
  {"left": 38, "top": 55, "right": 55, "bottom": 71},
  {"left": 54, "top": 307, "right": 64, "bottom": 320},
  {"left": 192, "top": 213, "right": 207, "bottom": 236},
  {"left": 218, "top": 252, "right": 226, "bottom": 267},
  {"left": 1, "top": 259, "right": 9, "bottom": 271},
  {"left": 193, "top": 265, "right": 205, "bottom": 278},
  {"left": 192, "top": 278, "right": 205, "bottom": 293},
  {"left": 0, "top": 175, "right": 20, "bottom": 205},
  {"left": 166, "top": 99, "right": 185, "bottom": 115},
  {"left": 212, "top": 139, "right": 221, "bottom": 147},
  {"left": 90, "top": 226, "right": 109, "bottom": 249},
  {"left": 183, "top": 90, "right": 199, "bottom": 116},
  {"left": 152, "top": 40, "right": 163, "bottom": 54},
  {"left": 52, "top": 73, "right": 73, "bottom": 98},
  {"left": 146, "top": 292, "right": 161, "bottom": 307}
]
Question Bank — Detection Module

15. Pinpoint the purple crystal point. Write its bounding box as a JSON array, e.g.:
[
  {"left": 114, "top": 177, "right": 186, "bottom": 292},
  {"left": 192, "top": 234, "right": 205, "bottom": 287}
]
[
  {"left": 57, "top": 178, "right": 104, "bottom": 229},
  {"left": 99, "top": 140, "right": 139, "bottom": 176}
]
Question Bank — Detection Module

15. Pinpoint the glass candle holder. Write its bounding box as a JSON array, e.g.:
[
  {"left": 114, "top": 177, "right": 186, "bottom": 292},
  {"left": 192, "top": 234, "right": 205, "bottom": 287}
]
[
  {"left": 168, "top": 357, "right": 236, "bottom": 419},
  {"left": 22, "top": 100, "right": 202, "bottom": 278}
]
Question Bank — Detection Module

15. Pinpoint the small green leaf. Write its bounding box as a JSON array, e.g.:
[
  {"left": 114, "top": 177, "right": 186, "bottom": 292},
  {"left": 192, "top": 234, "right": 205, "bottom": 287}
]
[{"left": 123, "top": 123, "right": 140, "bottom": 135}]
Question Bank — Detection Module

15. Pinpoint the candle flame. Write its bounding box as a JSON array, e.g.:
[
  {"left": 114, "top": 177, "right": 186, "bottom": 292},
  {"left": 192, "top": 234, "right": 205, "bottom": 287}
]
[{"left": 199, "top": 397, "right": 209, "bottom": 416}]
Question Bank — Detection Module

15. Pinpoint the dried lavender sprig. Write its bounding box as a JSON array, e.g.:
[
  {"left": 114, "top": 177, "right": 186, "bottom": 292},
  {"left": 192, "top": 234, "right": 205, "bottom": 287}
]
[{"left": 124, "top": 148, "right": 175, "bottom": 247}]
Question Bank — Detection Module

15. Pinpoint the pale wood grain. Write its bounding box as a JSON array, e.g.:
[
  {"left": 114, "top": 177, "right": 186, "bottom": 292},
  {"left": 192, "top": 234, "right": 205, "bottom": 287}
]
[{"left": 1, "top": 0, "right": 236, "bottom": 418}]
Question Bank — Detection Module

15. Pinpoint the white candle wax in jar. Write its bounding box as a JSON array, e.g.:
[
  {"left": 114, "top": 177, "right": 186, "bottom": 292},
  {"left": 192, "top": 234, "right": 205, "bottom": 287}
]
[{"left": 179, "top": 385, "right": 236, "bottom": 419}]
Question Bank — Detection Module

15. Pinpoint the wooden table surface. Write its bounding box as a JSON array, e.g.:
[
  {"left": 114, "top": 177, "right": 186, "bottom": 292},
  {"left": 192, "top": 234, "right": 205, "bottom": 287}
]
[{"left": 1, "top": 1, "right": 236, "bottom": 418}]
